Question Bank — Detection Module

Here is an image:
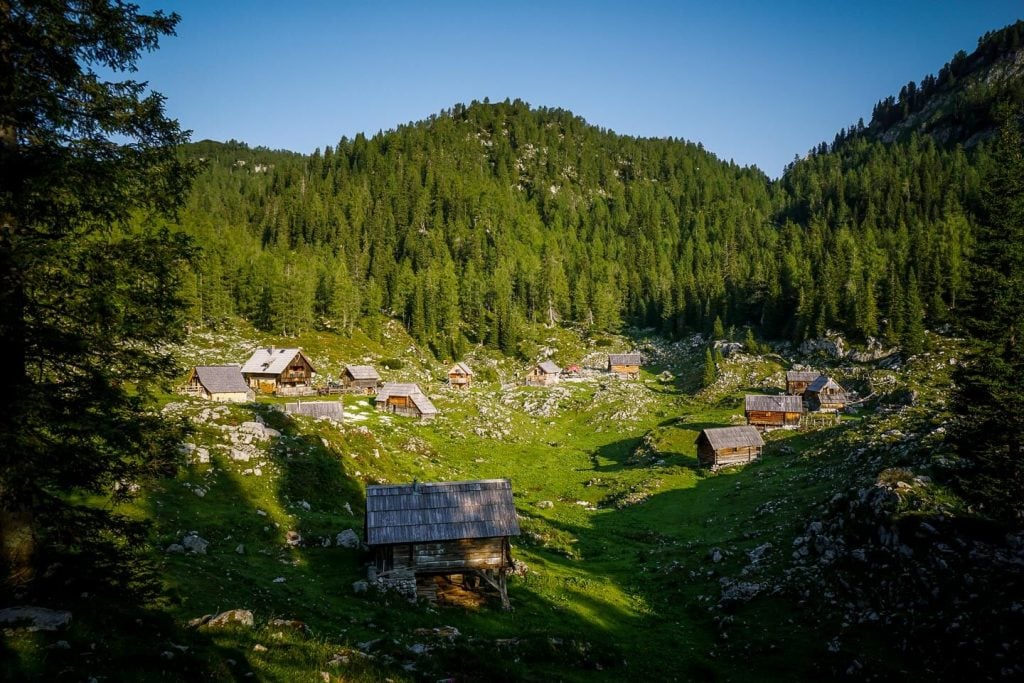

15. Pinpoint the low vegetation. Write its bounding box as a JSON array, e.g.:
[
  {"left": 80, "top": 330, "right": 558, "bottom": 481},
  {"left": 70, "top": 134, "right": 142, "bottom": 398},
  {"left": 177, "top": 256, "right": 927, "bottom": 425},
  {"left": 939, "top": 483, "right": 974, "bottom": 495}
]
[{"left": 8, "top": 317, "right": 1017, "bottom": 682}]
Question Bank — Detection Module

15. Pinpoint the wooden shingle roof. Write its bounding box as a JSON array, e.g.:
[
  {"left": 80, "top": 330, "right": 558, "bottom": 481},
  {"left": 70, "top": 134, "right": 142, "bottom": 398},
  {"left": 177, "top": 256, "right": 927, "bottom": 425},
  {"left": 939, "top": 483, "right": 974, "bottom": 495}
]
[
  {"left": 449, "top": 362, "right": 473, "bottom": 376},
  {"left": 745, "top": 394, "right": 804, "bottom": 413},
  {"left": 807, "top": 376, "right": 845, "bottom": 393},
  {"left": 375, "top": 382, "right": 423, "bottom": 401},
  {"left": 192, "top": 365, "right": 250, "bottom": 395},
  {"left": 409, "top": 392, "right": 438, "bottom": 416},
  {"left": 365, "top": 479, "right": 520, "bottom": 545},
  {"left": 241, "top": 348, "right": 314, "bottom": 376},
  {"left": 608, "top": 353, "right": 643, "bottom": 365},
  {"left": 698, "top": 426, "right": 765, "bottom": 451},
  {"left": 345, "top": 365, "right": 381, "bottom": 381},
  {"left": 537, "top": 360, "right": 561, "bottom": 374}
]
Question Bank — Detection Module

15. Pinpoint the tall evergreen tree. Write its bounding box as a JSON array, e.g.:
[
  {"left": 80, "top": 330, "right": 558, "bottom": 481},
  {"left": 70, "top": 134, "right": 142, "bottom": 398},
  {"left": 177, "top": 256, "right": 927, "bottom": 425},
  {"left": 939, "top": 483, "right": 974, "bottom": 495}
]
[
  {"left": 902, "top": 268, "right": 926, "bottom": 355},
  {"left": 0, "top": 2, "right": 193, "bottom": 597},
  {"left": 950, "top": 109, "right": 1024, "bottom": 522},
  {"left": 702, "top": 347, "right": 717, "bottom": 388}
]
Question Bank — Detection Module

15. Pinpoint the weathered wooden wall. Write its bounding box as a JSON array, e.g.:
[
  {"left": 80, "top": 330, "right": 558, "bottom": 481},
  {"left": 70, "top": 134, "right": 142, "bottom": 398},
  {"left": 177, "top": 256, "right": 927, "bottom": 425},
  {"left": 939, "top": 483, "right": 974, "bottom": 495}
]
[
  {"left": 377, "top": 537, "right": 508, "bottom": 573},
  {"left": 698, "top": 443, "right": 761, "bottom": 470}
]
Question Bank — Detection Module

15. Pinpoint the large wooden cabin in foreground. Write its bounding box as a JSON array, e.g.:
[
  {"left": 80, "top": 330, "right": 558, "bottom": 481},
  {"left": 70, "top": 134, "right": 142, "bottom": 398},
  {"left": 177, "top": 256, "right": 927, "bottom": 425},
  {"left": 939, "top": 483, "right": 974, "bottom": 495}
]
[
  {"left": 695, "top": 426, "right": 764, "bottom": 470},
  {"left": 365, "top": 479, "right": 520, "bottom": 609},
  {"left": 745, "top": 394, "right": 803, "bottom": 431}
]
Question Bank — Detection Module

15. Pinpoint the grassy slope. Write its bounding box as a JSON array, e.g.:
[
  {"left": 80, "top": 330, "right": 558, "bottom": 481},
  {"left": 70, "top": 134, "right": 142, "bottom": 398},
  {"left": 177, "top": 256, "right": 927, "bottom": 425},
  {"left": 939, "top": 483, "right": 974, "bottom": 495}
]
[{"left": 4, "top": 322, "right": 952, "bottom": 682}]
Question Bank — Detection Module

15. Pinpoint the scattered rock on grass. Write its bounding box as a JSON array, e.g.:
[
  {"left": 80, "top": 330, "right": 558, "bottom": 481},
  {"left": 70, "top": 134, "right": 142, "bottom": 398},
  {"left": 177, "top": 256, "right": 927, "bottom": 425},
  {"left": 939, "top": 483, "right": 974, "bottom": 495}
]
[
  {"left": 336, "top": 529, "right": 360, "bottom": 548},
  {"left": 204, "top": 609, "right": 254, "bottom": 628},
  {"left": 0, "top": 607, "right": 72, "bottom": 631}
]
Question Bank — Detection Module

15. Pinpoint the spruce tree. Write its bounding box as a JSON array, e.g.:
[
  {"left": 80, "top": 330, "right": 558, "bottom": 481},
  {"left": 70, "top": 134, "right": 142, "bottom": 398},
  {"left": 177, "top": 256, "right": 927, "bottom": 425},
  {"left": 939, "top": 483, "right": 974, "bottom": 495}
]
[
  {"left": 702, "top": 347, "right": 717, "bottom": 388},
  {"left": 902, "top": 269, "right": 926, "bottom": 355},
  {"left": 0, "top": 2, "right": 192, "bottom": 597},
  {"left": 950, "top": 109, "right": 1024, "bottom": 522}
]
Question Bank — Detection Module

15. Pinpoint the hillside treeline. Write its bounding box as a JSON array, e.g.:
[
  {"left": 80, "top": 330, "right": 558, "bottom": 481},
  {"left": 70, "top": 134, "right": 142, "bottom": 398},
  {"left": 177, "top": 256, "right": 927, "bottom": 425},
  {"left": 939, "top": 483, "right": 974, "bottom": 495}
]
[{"left": 176, "top": 95, "right": 990, "bottom": 358}]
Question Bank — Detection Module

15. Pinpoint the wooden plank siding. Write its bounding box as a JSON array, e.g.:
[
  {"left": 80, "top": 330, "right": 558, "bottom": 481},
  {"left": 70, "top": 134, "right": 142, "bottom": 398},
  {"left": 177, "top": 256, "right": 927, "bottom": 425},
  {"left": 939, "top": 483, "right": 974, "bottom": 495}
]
[
  {"left": 695, "top": 426, "right": 764, "bottom": 471},
  {"left": 379, "top": 538, "right": 508, "bottom": 574},
  {"left": 786, "top": 370, "right": 821, "bottom": 396},
  {"left": 697, "top": 442, "right": 762, "bottom": 470}
]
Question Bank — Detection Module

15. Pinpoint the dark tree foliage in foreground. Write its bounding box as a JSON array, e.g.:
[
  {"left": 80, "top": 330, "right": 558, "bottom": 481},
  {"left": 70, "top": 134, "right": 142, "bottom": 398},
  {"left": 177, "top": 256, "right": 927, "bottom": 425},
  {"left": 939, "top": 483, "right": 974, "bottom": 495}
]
[
  {"left": 951, "top": 108, "right": 1024, "bottom": 523},
  {"left": 0, "top": 1, "right": 193, "bottom": 600}
]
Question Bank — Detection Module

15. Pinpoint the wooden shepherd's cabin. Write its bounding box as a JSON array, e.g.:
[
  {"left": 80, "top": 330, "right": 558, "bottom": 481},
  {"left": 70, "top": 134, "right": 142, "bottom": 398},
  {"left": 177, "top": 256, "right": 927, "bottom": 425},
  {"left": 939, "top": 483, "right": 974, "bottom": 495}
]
[
  {"left": 786, "top": 370, "right": 821, "bottom": 396},
  {"left": 448, "top": 362, "right": 474, "bottom": 390},
  {"left": 241, "top": 347, "right": 316, "bottom": 395},
  {"left": 695, "top": 426, "right": 765, "bottom": 471},
  {"left": 342, "top": 365, "right": 382, "bottom": 394},
  {"left": 365, "top": 479, "right": 520, "bottom": 609},
  {"left": 527, "top": 360, "right": 561, "bottom": 386},
  {"left": 183, "top": 365, "right": 254, "bottom": 403},
  {"left": 608, "top": 353, "right": 643, "bottom": 379},
  {"left": 375, "top": 383, "right": 438, "bottom": 421},
  {"left": 805, "top": 376, "right": 849, "bottom": 413},
  {"left": 744, "top": 394, "right": 803, "bottom": 431}
]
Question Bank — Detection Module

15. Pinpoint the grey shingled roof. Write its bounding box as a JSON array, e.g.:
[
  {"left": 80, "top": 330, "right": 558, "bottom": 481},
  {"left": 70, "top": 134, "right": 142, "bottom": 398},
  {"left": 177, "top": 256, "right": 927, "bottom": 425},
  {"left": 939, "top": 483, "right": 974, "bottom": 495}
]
[
  {"left": 409, "top": 392, "right": 438, "bottom": 415},
  {"left": 608, "top": 353, "right": 643, "bottom": 366},
  {"left": 537, "top": 360, "right": 561, "bottom": 374},
  {"left": 699, "top": 426, "right": 765, "bottom": 450},
  {"left": 241, "top": 347, "right": 314, "bottom": 375},
  {"left": 745, "top": 394, "right": 804, "bottom": 413},
  {"left": 345, "top": 365, "right": 381, "bottom": 381},
  {"left": 193, "top": 365, "right": 250, "bottom": 395},
  {"left": 284, "top": 401, "right": 343, "bottom": 421},
  {"left": 365, "top": 479, "right": 520, "bottom": 545},
  {"left": 449, "top": 362, "right": 473, "bottom": 376},
  {"left": 786, "top": 370, "right": 821, "bottom": 382},
  {"left": 375, "top": 382, "right": 423, "bottom": 401},
  {"left": 807, "top": 376, "right": 845, "bottom": 393}
]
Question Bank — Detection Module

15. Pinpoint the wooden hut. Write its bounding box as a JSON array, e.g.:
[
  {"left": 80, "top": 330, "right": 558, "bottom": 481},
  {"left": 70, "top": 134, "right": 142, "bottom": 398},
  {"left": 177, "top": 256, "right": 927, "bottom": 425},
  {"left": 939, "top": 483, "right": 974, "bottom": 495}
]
[
  {"left": 183, "top": 365, "right": 254, "bottom": 402},
  {"left": 448, "top": 362, "right": 474, "bottom": 390},
  {"left": 805, "top": 376, "right": 849, "bottom": 412},
  {"left": 745, "top": 394, "right": 803, "bottom": 431},
  {"left": 365, "top": 479, "right": 520, "bottom": 609},
  {"left": 786, "top": 370, "right": 821, "bottom": 396},
  {"left": 695, "top": 426, "right": 764, "bottom": 470},
  {"left": 608, "top": 353, "right": 643, "bottom": 379},
  {"left": 241, "top": 347, "right": 316, "bottom": 395},
  {"left": 375, "top": 383, "right": 438, "bottom": 421},
  {"left": 342, "top": 365, "right": 382, "bottom": 394},
  {"left": 527, "top": 360, "right": 561, "bottom": 386}
]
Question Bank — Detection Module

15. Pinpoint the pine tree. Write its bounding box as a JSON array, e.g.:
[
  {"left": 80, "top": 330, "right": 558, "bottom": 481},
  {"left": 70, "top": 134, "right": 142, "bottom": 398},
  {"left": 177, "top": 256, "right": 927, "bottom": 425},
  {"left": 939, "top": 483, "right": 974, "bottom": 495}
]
[
  {"left": 744, "top": 328, "right": 759, "bottom": 354},
  {"left": 950, "top": 109, "right": 1024, "bottom": 522},
  {"left": 0, "top": 2, "right": 192, "bottom": 597},
  {"left": 902, "top": 269, "right": 926, "bottom": 355},
  {"left": 712, "top": 315, "right": 725, "bottom": 340},
  {"left": 702, "top": 347, "right": 717, "bottom": 388}
]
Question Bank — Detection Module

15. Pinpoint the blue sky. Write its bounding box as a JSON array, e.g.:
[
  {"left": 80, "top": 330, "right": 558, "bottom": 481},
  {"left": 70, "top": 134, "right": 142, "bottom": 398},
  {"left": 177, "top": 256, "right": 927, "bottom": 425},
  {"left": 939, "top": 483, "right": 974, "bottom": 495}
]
[{"left": 135, "top": 1, "right": 1023, "bottom": 177}]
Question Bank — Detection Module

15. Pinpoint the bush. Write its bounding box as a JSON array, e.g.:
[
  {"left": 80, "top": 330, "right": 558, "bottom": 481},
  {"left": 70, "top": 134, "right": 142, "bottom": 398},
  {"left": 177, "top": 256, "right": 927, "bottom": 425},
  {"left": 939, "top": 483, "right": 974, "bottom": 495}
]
[{"left": 380, "top": 358, "right": 404, "bottom": 370}]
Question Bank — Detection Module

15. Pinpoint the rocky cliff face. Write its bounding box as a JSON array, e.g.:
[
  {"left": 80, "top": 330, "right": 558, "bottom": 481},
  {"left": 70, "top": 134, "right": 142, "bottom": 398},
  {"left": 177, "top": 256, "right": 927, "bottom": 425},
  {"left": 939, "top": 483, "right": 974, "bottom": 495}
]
[{"left": 876, "top": 47, "right": 1024, "bottom": 149}]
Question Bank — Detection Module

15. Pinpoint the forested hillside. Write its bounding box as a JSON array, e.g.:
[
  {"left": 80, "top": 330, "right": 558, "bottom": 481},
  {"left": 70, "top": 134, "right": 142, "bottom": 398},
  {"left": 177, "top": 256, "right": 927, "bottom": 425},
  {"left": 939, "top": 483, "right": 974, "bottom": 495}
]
[{"left": 174, "top": 22, "right": 1024, "bottom": 360}]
